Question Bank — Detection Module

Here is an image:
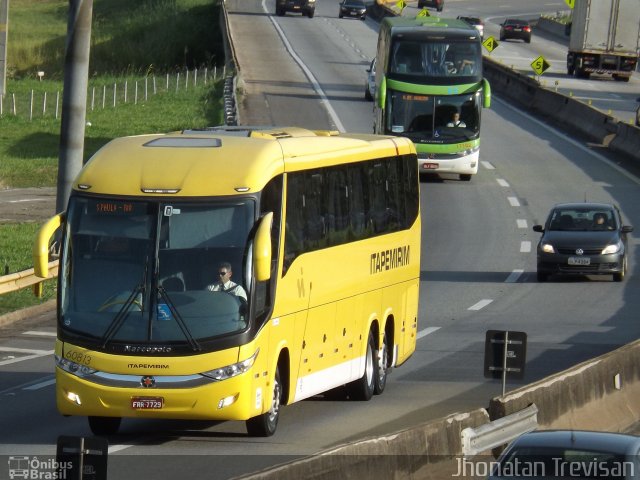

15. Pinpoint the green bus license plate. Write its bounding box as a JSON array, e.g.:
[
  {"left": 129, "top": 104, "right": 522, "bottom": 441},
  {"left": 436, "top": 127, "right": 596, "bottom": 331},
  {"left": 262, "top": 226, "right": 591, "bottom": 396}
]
[
  {"left": 568, "top": 257, "right": 590, "bottom": 266},
  {"left": 131, "top": 397, "right": 164, "bottom": 409}
]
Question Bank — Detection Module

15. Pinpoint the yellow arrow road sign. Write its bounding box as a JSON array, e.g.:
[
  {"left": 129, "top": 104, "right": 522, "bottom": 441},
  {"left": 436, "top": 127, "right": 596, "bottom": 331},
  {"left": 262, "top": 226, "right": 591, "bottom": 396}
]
[
  {"left": 482, "top": 36, "right": 498, "bottom": 53},
  {"left": 531, "top": 55, "right": 551, "bottom": 75}
]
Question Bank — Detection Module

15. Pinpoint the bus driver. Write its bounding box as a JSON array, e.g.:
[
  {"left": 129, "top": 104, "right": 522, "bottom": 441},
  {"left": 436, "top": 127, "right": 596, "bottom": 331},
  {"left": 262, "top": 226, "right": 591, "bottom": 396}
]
[{"left": 207, "top": 261, "right": 247, "bottom": 301}]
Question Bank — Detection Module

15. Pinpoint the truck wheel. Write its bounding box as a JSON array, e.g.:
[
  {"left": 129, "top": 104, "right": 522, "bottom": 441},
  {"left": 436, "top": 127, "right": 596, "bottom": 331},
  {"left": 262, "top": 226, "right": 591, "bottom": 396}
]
[{"left": 613, "top": 74, "right": 630, "bottom": 82}]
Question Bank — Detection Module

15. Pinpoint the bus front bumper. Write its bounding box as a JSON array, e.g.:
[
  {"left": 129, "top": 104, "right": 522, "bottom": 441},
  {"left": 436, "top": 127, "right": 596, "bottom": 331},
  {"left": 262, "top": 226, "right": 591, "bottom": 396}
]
[
  {"left": 56, "top": 367, "right": 265, "bottom": 421},
  {"left": 417, "top": 149, "right": 479, "bottom": 175}
]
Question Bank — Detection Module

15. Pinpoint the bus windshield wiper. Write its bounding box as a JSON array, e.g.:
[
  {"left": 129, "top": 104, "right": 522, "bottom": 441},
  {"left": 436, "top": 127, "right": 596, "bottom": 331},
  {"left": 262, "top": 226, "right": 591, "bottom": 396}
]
[
  {"left": 157, "top": 286, "right": 201, "bottom": 352},
  {"left": 100, "top": 284, "right": 144, "bottom": 349}
]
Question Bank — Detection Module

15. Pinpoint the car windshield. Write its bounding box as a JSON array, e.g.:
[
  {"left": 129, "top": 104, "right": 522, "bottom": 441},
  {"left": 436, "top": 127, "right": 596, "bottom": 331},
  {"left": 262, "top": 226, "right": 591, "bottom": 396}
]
[
  {"left": 59, "top": 196, "right": 255, "bottom": 346},
  {"left": 548, "top": 208, "right": 617, "bottom": 232}
]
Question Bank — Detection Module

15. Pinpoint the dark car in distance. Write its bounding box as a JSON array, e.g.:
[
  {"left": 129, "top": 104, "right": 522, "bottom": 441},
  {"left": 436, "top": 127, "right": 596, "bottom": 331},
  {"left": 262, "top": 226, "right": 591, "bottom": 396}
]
[
  {"left": 533, "top": 202, "right": 633, "bottom": 282},
  {"left": 499, "top": 18, "right": 532, "bottom": 43},
  {"left": 489, "top": 430, "right": 640, "bottom": 479},
  {"left": 457, "top": 16, "right": 484, "bottom": 39},
  {"left": 338, "top": 0, "right": 367, "bottom": 20},
  {"left": 417, "top": 0, "right": 444, "bottom": 12},
  {"left": 275, "top": 0, "right": 315, "bottom": 18}
]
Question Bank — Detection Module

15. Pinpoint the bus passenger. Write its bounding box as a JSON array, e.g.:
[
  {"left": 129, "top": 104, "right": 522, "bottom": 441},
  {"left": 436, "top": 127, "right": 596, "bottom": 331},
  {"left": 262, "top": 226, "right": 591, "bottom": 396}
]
[{"left": 207, "top": 261, "right": 247, "bottom": 301}]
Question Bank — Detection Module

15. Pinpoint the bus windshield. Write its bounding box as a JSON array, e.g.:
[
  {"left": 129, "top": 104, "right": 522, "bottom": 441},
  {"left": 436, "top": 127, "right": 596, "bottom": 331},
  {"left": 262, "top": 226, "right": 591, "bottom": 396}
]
[
  {"left": 386, "top": 90, "right": 481, "bottom": 143},
  {"left": 60, "top": 196, "right": 255, "bottom": 346},
  {"left": 389, "top": 39, "right": 481, "bottom": 83}
]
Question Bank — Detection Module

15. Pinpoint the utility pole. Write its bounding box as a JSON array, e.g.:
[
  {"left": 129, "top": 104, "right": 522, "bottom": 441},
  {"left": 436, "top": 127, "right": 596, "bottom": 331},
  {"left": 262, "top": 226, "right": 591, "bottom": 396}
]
[
  {"left": 56, "top": 0, "right": 93, "bottom": 214},
  {"left": 0, "top": 0, "right": 8, "bottom": 97}
]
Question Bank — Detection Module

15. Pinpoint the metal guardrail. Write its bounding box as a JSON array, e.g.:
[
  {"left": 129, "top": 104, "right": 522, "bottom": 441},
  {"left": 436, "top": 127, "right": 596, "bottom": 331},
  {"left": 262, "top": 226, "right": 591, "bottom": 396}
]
[
  {"left": 461, "top": 404, "right": 538, "bottom": 456},
  {"left": 0, "top": 260, "right": 59, "bottom": 295}
]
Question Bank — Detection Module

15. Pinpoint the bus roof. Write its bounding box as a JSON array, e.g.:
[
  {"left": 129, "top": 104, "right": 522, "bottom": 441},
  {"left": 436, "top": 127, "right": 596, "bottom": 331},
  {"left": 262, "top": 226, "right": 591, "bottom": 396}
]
[
  {"left": 74, "top": 126, "right": 416, "bottom": 197},
  {"left": 380, "top": 16, "right": 479, "bottom": 39}
]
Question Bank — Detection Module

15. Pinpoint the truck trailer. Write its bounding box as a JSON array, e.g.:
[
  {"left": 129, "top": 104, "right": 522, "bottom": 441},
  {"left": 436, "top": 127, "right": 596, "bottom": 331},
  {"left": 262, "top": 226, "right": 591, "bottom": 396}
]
[{"left": 567, "top": 0, "right": 639, "bottom": 81}]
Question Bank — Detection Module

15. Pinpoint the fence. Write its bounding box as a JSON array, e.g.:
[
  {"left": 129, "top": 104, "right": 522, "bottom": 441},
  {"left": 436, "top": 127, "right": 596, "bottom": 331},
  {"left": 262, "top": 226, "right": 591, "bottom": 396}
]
[{"left": 0, "top": 66, "right": 228, "bottom": 120}]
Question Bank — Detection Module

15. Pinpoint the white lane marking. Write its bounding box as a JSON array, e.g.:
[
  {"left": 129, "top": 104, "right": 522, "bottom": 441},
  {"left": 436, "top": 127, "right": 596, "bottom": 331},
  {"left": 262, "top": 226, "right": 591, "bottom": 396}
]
[
  {"left": 0, "top": 347, "right": 52, "bottom": 354},
  {"left": 517, "top": 219, "right": 528, "bottom": 229},
  {"left": 497, "top": 178, "right": 510, "bottom": 187},
  {"left": 468, "top": 299, "right": 493, "bottom": 311},
  {"left": 23, "top": 378, "right": 56, "bottom": 391},
  {"left": 264, "top": 0, "right": 345, "bottom": 132},
  {"left": 505, "top": 269, "right": 525, "bottom": 283},
  {"left": 23, "top": 331, "right": 56, "bottom": 337},
  {"left": 482, "top": 161, "right": 495, "bottom": 170},
  {"left": 109, "top": 444, "right": 134, "bottom": 454},
  {"left": 508, "top": 196, "right": 520, "bottom": 207},
  {"left": 9, "top": 199, "right": 47, "bottom": 203},
  {"left": 0, "top": 347, "right": 54, "bottom": 366},
  {"left": 520, "top": 241, "right": 532, "bottom": 253},
  {"left": 417, "top": 327, "right": 441, "bottom": 339}
]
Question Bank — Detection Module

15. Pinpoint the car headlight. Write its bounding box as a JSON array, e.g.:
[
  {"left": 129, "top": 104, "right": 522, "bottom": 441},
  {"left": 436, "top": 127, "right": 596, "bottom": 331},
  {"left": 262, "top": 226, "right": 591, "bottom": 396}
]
[
  {"left": 201, "top": 349, "right": 259, "bottom": 382},
  {"left": 602, "top": 242, "right": 622, "bottom": 255},
  {"left": 541, "top": 243, "right": 555, "bottom": 254}
]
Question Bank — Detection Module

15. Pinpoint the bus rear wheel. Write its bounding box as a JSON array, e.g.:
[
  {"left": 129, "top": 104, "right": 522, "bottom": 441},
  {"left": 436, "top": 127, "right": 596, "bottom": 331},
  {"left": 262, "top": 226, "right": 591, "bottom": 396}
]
[
  {"left": 347, "top": 330, "right": 376, "bottom": 401},
  {"left": 374, "top": 331, "right": 389, "bottom": 395},
  {"left": 246, "top": 367, "right": 282, "bottom": 436},
  {"left": 88, "top": 416, "right": 121, "bottom": 436}
]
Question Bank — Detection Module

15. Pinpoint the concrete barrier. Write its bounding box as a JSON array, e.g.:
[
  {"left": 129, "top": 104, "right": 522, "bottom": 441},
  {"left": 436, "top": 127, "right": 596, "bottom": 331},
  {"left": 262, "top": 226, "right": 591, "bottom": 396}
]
[
  {"left": 483, "top": 56, "right": 640, "bottom": 162},
  {"left": 235, "top": 408, "right": 490, "bottom": 480},
  {"left": 488, "top": 339, "right": 640, "bottom": 432}
]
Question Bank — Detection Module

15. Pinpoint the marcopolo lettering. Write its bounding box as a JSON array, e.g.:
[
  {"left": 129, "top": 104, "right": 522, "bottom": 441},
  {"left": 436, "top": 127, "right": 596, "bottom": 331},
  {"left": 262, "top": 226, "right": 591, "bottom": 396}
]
[
  {"left": 123, "top": 345, "right": 172, "bottom": 353},
  {"left": 370, "top": 245, "right": 410, "bottom": 274}
]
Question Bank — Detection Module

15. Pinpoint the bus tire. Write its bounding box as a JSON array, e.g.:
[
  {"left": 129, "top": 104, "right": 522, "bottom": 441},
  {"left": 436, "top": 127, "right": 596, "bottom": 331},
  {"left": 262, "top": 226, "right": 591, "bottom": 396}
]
[
  {"left": 88, "top": 416, "right": 121, "bottom": 436},
  {"left": 459, "top": 174, "right": 472, "bottom": 181},
  {"left": 374, "top": 331, "right": 389, "bottom": 395},
  {"left": 347, "top": 330, "right": 376, "bottom": 401},
  {"left": 246, "top": 366, "right": 282, "bottom": 437}
]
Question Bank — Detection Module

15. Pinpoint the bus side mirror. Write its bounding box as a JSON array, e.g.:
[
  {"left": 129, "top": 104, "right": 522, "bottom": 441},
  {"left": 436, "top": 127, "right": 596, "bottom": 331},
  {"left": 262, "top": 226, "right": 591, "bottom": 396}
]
[
  {"left": 254, "top": 212, "right": 273, "bottom": 282},
  {"left": 33, "top": 213, "right": 64, "bottom": 278},
  {"left": 377, "top": 76, "right": 386, "bottom": 109},
  {"left": 483, "top": 78, "right": 491, "bottom": 108}
]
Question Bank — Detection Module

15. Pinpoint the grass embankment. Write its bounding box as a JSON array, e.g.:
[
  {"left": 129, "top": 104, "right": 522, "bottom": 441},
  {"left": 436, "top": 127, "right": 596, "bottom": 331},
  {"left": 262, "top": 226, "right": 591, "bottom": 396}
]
[{"left": 0, "top": 0, "right": 226, "bottom": 314}]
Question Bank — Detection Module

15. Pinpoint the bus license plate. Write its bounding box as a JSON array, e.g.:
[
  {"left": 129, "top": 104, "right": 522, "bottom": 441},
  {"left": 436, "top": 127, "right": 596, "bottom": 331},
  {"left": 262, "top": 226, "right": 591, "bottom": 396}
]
[
  {"left": 568, "top": 257, "right": 590, "bottom": 266},
  {"left": 131, "top": 396, "right": 164, "bottom": 409}
]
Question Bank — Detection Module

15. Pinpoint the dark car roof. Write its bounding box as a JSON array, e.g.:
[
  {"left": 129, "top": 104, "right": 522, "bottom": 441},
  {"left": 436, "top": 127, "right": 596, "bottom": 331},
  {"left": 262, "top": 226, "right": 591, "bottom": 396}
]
[
  {"left": 504, "top": 18, "right": 530, "bottom": 25},
  {"left": 458, "top": 16, "right": 483, "bottom": 25},
  {"left": 342, "top": 0, "right": 365, "bottom": 4},
  {"left": 551, "top": 202, "right": 615, "bottom": 211},
  {"left": 508, "top": 430, "right": 640, "bottom": 455}
]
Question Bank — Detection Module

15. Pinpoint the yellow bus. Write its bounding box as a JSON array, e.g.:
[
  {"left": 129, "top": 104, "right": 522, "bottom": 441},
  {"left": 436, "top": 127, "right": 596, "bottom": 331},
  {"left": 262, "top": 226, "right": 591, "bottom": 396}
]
[{"left": 34, "top": 126, "right": 421, "bottom": 436}]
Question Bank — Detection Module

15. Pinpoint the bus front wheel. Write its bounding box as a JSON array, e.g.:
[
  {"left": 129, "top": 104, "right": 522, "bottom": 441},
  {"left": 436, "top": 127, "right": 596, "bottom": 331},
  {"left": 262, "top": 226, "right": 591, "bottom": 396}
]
[
  {"left": 88, "top": 416, "right": 121, "bottom": 436},
  {"left": 246, "top": 367, "right": 282, "bottom": 436},
  {"left": 347, "top": 330, "right": 376, "bottom": 401}
]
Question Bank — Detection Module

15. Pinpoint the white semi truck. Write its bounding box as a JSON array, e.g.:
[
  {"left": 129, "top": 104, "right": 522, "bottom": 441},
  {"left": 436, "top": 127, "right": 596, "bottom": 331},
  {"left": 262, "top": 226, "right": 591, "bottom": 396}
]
[{"left": 566, "top": 0, "right": 640, "bottom": 81}]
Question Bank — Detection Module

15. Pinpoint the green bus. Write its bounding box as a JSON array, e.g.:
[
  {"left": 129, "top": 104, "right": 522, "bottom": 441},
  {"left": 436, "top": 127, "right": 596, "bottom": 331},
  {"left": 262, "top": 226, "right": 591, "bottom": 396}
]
[{"left": 374, "top": 15, "right": 491, "bottom": 181}]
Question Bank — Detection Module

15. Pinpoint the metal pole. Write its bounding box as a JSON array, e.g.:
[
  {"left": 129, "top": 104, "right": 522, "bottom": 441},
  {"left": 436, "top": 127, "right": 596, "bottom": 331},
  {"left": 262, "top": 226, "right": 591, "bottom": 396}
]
[
  {"left": 0, "top": 0, "right": 8, "bottom": 97},
  {"left": 502, "top": 331, "right": 509, "bottom": 396},
  {"left": 57, "top": 0, "right": 93, "bottom": 214}
]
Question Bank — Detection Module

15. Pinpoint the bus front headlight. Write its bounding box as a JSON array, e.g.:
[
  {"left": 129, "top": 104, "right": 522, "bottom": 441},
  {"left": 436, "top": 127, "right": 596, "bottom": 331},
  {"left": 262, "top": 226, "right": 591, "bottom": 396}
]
[
  {"left": 202, "top": 349, "right": 259, "bottom": 382},
  {"left": 55, "top": 355, "right": 97, "bottom": 378}
]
